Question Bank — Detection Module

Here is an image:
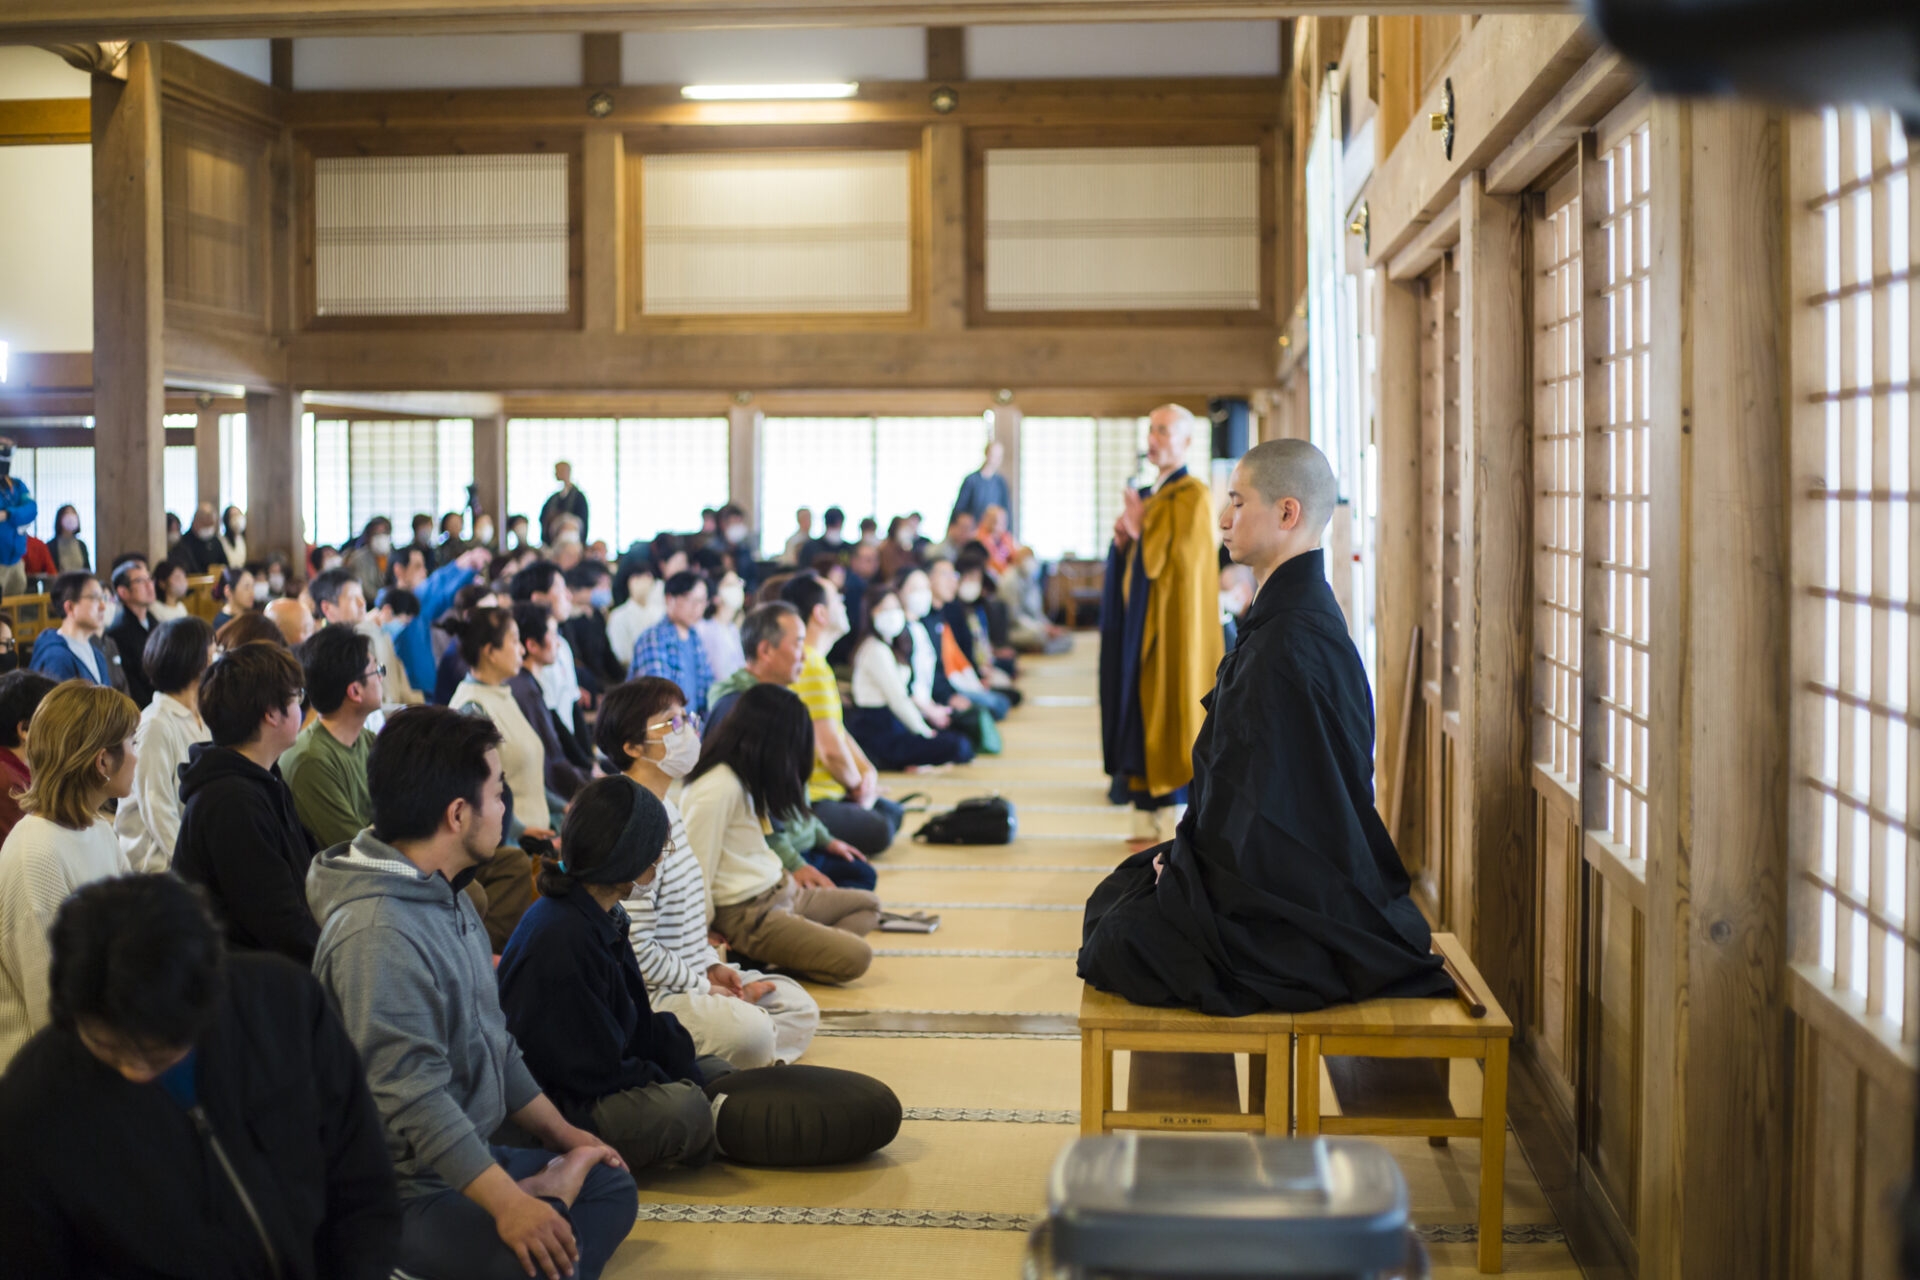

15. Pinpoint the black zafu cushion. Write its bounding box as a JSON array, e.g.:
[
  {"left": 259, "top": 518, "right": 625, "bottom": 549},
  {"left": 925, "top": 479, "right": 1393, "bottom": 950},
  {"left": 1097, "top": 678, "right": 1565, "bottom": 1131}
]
[{"left": 704, "top": 1065, "right": 902, "bottom": 1167}]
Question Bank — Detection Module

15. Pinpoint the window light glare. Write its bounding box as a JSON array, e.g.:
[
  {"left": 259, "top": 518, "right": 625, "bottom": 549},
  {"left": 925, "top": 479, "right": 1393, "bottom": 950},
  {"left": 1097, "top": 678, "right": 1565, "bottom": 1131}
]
[{"left": 680, "top": 82, "right": 859, "bottom": 101}]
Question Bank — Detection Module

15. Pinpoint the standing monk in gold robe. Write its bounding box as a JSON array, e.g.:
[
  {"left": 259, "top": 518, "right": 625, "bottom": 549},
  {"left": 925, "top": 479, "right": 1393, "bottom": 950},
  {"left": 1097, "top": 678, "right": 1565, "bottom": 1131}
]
[{"left": 1099, "top": 405, "right": 1224, "bottom": 843}]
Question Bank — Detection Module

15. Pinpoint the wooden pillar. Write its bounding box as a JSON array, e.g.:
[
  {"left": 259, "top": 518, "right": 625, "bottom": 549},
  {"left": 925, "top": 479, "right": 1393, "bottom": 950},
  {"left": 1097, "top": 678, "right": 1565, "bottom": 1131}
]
[
  {"left": 1455, "top": 171, "right": 1532, "bottom": 1018},
  {"left": 194, "top": 406, "right": 221, "bottom": 514},
  {"left": 91, "top": 42, "right": 166, "bottom": 566},
  {"left": 472, "top": 414, "right": 506, "bottom": 550},
  {"left": 1638, "top": 99, "right": 1790, "bottom": 1280},
  {"left": 925, "top": 122, "right": 967, "bottom": 333},
  {"left": 245, "top": 388, "right": 304, "bottom": 564},
  {"left": 582, "top": 129, "right": 625, "bottom": 334},
  {"left": 728, "top": 405, "right": 761, "bottom": 534},
  {"left": 1373, "top": 273, "right": 1424, "bottom": 838},
  {"left": 991, "top": 404, "right": 1022, "bottom": 534},
  {"left": 926, "top": 27, "right": 965, "bottom": 83}
]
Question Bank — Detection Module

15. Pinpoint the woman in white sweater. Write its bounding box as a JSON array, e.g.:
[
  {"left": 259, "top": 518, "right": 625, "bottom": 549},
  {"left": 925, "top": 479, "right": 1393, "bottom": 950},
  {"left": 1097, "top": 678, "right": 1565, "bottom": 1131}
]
[
  {"left": 115, "top": 617, "right": 214, "bottom": 872},
  {"left": 0, "top": 682, "right": 139, "bottom": 1067},
  {"left": 678, "top": 682, "right": 879, "bottom": 985},
  {"left": 600, "top": 677, "right": 817, "bottom": 1066},
  {"left": 448, "top": 606, "right": 553, "bottom": 836},
  {"left": 845, "top": 585, "right": 974, "bottom": 772}
]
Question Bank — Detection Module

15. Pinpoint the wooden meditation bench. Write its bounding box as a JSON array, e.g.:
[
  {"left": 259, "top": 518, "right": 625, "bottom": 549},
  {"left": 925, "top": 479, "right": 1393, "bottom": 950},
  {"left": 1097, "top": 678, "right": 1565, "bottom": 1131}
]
[{"left": 1077, "top": 931, "right": 1513, "bottom": 1274}]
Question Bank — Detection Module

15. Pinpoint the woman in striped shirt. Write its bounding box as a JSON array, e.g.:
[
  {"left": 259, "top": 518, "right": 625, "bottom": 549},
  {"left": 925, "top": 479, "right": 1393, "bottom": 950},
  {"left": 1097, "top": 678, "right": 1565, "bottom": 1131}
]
[{"left": 599, "top": 677, "right": 818, "bottom": 1067}]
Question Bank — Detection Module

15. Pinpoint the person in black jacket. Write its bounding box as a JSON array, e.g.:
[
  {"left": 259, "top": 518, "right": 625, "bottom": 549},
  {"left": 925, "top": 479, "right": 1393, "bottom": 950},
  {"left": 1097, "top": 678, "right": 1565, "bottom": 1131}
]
[
  {"left": 509, "top": 604, "right": 593, "bottom": 805},
  {"left": 106, "top": 558, "right": 159, "bottom": 708},
  {"left": 174, "top": 640, "right": 322, "bottom": 963},
  {"left": 497, "top": 776, "right": 732, "bottom": 1173},
  {"left": 559, "top": 562, "right": 624, "bottom": 702},
  {"left": 0, "top": 873, "right": 399, "bottom": 1279}
]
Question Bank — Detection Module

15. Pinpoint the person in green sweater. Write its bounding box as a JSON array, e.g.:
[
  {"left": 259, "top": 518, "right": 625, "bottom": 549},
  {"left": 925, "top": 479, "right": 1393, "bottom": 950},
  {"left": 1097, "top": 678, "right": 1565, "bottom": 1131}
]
[
  {"left": 705, "top": 603, "right": 872, "bottom": 891},
  {"left": 281, "top": 624, "right": 385, "bottom": 848}
]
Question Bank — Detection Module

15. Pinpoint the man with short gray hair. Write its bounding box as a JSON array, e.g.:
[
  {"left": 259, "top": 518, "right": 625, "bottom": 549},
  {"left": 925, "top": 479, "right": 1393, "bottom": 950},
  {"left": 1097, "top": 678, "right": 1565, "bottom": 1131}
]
[{"left": 1079, "top": 439, "right": 1452, "bottom": 1016}]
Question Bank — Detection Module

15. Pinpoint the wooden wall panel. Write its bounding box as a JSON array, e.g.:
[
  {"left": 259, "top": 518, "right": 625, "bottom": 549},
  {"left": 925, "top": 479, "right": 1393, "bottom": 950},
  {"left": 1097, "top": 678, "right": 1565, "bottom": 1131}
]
[
  {"left": 163, "top": 105, "right": 269, "bottom": 327},
  {"left": 1584, "top": 871, "right": 1644, "bottom": 1253},
  {"left": 1529, "top": 789, "right": 1581, "bottom": 1121},
  {"left": 1791, "top": 1019, "right": 1915, "bottom": 1280}
]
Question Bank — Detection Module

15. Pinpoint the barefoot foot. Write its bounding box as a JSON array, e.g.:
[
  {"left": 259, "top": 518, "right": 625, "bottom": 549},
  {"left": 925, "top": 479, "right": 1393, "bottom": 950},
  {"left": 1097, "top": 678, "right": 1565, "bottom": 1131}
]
[{"left": 517, "top": 1145, "right": 601, "bottom": 1208}]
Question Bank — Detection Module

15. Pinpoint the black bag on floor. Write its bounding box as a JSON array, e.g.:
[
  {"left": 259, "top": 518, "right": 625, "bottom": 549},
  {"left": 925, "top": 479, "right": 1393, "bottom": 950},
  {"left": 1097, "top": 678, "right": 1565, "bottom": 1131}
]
[{"left": 913, "top": 795, "right": 1016, "bottom": 845}]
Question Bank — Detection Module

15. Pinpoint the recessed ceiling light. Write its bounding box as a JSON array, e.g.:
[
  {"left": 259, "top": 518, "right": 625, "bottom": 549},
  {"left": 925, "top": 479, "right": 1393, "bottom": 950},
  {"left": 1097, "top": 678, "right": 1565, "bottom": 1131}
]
[{"left": 681, "top": 83, "right": 859, "bottom": 101}]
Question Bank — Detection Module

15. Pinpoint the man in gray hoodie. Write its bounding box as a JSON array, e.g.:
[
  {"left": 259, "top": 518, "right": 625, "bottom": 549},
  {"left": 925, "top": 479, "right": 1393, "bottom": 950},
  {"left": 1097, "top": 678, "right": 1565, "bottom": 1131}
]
[{"left": 308, "top": 706, "right": 638, "bottom": 1280}]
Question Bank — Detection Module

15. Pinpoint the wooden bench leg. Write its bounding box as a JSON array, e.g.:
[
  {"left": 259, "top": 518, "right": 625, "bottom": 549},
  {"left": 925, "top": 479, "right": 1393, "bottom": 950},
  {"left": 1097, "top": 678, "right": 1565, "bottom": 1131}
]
[
  {"left": 1080, "top": 1030, "right": 1110, "bottom": 1135},
  {"left": 1264, "top": 1033, "right": 1291, "bottom": 1136},
  {"left": 1478, "top": 1038, "right": 1509, "bottom": 1274},
  {"left": 1293, "top": 1033, "right": 1321, "bottom": 1136}
]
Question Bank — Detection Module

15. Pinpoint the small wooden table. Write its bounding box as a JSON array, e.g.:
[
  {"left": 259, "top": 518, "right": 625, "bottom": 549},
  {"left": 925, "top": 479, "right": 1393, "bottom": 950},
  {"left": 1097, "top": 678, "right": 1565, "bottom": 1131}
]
[
  {"left": 1292, "top": 932, "right": 1514, "bottom": 1274},
  {"left": 1077, "top": 986, "right": 1293, "bottom": 1136}
]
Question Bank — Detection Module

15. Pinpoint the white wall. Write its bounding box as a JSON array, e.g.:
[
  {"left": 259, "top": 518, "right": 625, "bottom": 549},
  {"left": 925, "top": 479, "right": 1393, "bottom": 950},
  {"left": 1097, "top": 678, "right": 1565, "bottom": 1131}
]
[
  {"left": 177, "top": 39, "right": 273, "bottom": 83},
  {"left": 294, "top": 35, "right": 582, "bottom": 90},
  {"left": 0, "top": 46, "right": 90, "bottom": 99},
  {"left": 0, "top": 146, "right": 93, "bottom": 354},
  {"left": 967, "top": 22, "right": 1281, "bottom": 79},
  {"left": 622, "top": 27, "right": 924, "bottom": 85}
]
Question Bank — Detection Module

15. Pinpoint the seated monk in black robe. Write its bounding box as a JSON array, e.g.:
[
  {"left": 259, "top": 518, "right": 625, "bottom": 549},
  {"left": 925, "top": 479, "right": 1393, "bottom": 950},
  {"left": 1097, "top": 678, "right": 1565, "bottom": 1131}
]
[{"left": 1080, "top": 439, "right": 1451, "bottom": 1015}]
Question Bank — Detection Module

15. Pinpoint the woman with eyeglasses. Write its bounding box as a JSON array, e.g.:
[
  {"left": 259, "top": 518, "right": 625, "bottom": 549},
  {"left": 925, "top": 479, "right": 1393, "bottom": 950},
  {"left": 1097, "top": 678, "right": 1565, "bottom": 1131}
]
[
  {"left": 598, "top": 677, "right": 818, "bottom": 1068},
  {"left": 114, "top": 616, "right": 213, "bottom": 872},
  {"left": 679, "top": 682, "right": 880, "bottom": 985}
]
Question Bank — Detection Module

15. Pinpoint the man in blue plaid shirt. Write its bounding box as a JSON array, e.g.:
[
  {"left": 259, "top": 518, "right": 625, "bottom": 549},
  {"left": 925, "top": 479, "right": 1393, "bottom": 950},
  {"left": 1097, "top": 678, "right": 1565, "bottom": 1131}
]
[{"left": 629, "top": 571, "right": 713, "bottom": 715}]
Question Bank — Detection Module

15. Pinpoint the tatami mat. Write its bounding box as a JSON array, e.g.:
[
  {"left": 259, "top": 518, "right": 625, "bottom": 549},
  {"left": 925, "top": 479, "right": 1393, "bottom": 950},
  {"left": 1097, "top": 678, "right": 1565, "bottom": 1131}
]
[
  {"left": 875, "top": 867, "right": 1105, "bottom": 907},
  {"left": 868, "top": 905, "right": 1083, "bottom": 953},
  {"left": 809, "top": 954, "right": 1085, "bottom": 1015},
  {"left": 607, "top": 644, "right": 1581, "bottom": 1279}
]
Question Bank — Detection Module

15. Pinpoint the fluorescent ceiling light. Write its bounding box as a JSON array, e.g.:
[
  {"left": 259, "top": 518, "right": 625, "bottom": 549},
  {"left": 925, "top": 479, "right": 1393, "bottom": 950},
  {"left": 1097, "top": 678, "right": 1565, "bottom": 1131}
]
[{"left": 681, "top": 82, "right": 859, "bottom": 101}]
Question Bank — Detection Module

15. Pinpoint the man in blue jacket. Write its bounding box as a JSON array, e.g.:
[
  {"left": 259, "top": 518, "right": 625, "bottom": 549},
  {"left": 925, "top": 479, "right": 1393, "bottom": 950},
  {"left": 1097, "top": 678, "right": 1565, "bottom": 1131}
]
[
  {"left": 28, "top": 572, "right": 121, "bottom": 689},
  {"left": 387, "top": 543, "right": 491, "bottom": 697},
  {"left": 0, "top": 438, "right": 39, "bottom": 598}
]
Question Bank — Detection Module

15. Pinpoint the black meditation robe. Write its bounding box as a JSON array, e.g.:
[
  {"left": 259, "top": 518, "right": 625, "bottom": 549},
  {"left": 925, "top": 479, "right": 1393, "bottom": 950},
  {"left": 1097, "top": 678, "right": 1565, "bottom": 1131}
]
[{"left": 1079, "top": 549, "right": 1451, "bottom": 1015}]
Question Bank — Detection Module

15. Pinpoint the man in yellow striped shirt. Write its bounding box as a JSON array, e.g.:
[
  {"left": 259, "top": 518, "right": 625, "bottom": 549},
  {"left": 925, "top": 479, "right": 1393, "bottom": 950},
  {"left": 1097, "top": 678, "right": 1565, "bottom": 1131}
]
[{"left": 779, "top": 573, "right": 903, "bottom": 856}]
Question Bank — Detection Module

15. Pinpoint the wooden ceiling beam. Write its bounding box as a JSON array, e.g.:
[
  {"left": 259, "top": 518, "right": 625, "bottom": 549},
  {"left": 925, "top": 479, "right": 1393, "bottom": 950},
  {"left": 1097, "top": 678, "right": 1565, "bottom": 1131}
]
[
  {"left": 4, "top": 2, "right": 1573, "bottom": 43},
  {"left": 280, "top": 76, "right": 1287, "bottom": 131},
  {"left": 0, "top": 98, "right": 90, "bottom": 146},
  {"left": 286, "top": 327, "right": 1281, "bottom": 396}
]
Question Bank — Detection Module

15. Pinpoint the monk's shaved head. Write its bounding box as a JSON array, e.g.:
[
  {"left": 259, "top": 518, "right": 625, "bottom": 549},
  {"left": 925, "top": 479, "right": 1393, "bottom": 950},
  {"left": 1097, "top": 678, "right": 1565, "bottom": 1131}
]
[{"left": 1238, "top": 439, "right": 1337, "bottom": 535}]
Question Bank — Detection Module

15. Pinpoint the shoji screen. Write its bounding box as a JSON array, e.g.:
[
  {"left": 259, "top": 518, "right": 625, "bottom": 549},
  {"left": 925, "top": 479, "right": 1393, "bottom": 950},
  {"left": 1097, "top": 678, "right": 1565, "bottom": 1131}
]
[
  {"left": 313, "top": 152, "right": 572, "bottom": 318},
  {"left": 980, "top": 143, "right": 1263, "bottom": 316}
]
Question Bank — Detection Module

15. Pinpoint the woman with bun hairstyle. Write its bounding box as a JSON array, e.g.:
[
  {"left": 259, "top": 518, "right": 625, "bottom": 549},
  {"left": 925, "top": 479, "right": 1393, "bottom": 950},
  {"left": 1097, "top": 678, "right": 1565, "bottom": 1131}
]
[{"left": 496, "top": 776, "right": 733, "bottom": 1173}]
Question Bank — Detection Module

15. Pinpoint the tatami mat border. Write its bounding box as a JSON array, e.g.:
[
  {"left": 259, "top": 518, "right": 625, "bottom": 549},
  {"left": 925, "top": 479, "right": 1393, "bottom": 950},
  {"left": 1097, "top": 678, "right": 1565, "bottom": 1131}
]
[
  {"left": 886, "top": 902, "right": 1081, "bottom": 911},
  {"left": 815, "top": 1028, "right": 1080, "bottom": 1040},
  {"left": 872, "top": 948, "right": 1078, "bottom": 958},
  {"left": 902, "top": 1107, "right": 1079, "bottom": 1124},
  {"left": 625, "top": 1203, "right": 1567, "bottom": 1245}
]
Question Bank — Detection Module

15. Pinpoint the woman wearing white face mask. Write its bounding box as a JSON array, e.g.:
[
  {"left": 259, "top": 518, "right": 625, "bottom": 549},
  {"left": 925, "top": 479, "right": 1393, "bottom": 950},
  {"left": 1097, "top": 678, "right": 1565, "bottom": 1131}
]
[
  {"left": 694, "top": 571, "right": 747, "bottom": 685},
  {"left": 845, "top": 586, "right": 975, "bottom": 771},
  {"left": 601, "top": 679, "right": 819, "bottom": 1068},
  {"left": 218, "top": 506, "right": 247, "bottom": 568}
]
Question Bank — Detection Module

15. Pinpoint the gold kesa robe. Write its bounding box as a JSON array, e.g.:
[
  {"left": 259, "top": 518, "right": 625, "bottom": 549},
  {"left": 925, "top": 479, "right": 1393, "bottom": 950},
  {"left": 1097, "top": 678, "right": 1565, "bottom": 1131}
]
[{"left": 1123, "top": 473, "right": 1224, "bottom": 798}]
